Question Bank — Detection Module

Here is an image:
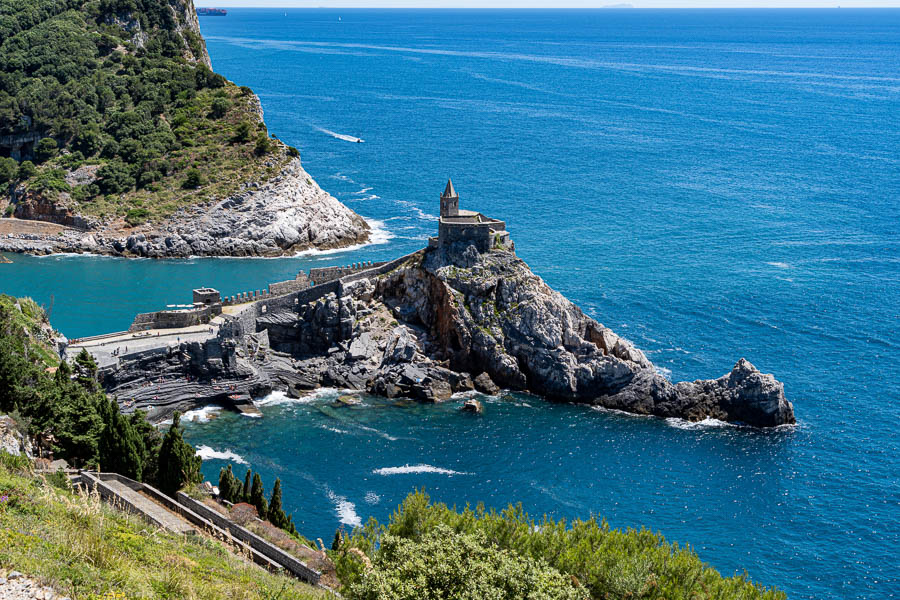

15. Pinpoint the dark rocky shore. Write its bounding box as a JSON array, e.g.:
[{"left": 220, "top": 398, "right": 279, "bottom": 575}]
[{"left": 86, "top": 242, "right": 794, "bottom": 428}]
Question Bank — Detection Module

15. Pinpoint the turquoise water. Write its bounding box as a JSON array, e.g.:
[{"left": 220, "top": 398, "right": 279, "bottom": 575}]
[{"left": 2, "top": 9, "right": 899, "bottom": 598}]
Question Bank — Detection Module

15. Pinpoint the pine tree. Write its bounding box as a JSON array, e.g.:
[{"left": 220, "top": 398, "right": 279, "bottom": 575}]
[
  {"left": 250, "top": 472, "right": 268, "bottom": 520},
  {"left": 156, "top": 412, "right": 202, "bottom": 496},
  {"left": 268, "top": 477, "right": 289, "bottom": 530},
  {"left": 243, "top": 469, "right": 252, "bottom": 503}
]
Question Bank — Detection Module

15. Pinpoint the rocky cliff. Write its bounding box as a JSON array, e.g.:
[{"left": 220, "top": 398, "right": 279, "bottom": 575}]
[
  {"left": 94, "top": 245, "right": 794, "bottom": 427},
  {"left": 1, "top": 158, "right": 370, "bottom": 257}
]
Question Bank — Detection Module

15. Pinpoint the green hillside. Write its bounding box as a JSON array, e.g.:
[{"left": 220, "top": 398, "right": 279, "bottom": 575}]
[
  {"left": 0, "top": 462, "right": 328, "bottom": 600},
  {"left": 0, "top": 0, "right": 296, "bottom": 227}
]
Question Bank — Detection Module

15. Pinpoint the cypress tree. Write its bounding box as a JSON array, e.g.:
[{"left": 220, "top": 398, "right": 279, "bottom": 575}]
[
  {"left": 98, "top": 398, "right": 143, "bottom": 480},
  {"left": 156, "top": 412, "right": 202, "bottom": 496},
  {"left": 243, "top": 469, "right": 252, "bottom": 503},
  {"left": 268, "top": 478, "right": 289, "bottom": 530},
  {"left": 250, "top": 472, "right": 268, "bottom": 520},
  {"left": 218, "top": 465, "right": 233, "bottom": 501}
]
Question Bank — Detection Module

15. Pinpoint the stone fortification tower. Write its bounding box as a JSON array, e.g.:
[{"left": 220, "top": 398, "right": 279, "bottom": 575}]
[{"left": 440, "top": 179, "right": 459, "bottom": 217}]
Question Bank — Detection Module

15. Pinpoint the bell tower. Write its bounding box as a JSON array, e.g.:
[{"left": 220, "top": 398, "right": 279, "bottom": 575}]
[{"left": 440, "top": 179, "right": 459, "bottom": 217}]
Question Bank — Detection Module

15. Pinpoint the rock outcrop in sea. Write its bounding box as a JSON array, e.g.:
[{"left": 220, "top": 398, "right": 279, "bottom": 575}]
[{"left": 89, "top": 243, "right": 794, "bottom": 428}]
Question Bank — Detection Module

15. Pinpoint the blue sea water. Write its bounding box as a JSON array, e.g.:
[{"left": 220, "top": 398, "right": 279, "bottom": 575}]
[{"left": 2, "top": 8, "right": 899, "bottom": 599}]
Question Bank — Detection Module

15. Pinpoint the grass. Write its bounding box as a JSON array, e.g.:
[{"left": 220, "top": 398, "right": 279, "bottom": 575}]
[{"left": 0, "top": 459, "right": 331, "bottom": 600}]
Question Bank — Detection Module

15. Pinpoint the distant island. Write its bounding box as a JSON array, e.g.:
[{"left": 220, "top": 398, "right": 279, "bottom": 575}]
[{"left": 197, "top": 7, "right": 227, "bottom": 16}]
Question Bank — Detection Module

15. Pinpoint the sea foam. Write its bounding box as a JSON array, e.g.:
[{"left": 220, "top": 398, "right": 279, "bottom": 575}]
[
  {"left": 327, "top": 490, "right": 362, "bottom": 527},
  {"left": 373, "top": 464, "right": 469, "bottom": 476},
  {"left": 195, "top": 445, "right": 248, "bottom": 464}
]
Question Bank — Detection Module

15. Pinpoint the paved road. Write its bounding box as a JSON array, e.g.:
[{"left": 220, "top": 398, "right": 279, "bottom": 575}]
[{"left": 68, "top": 321, "right": 223, "bottom": 369}]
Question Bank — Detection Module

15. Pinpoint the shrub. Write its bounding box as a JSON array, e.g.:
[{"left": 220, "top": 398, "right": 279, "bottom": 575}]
[
  {"left": 29, "top": 169, "right": 71, "bottom": 194},
  {"left": 124, "top": 207, "right": 149, "bottom": 226},
  {"left": 230, "top": 502, "right": 258, "bottom": 526},
  {"left": 34, "top": 137, "right": 58, "bottom": 163},
  {"left": 0, "top": 157, "right": 17, "bottom": 184},
  {"left": 254, "top": 134, "right": 271, "bottom": 156},
  {"left": 208, "top": 96, "right": 231, "bottom": 119},
  {"left": 349, "top": 526, "right": 587, "bottom": 600},
  {"left": 231, "top": 121, "right": 252, "bottom": 144},
  {"left": 96, "top": 161, "right": 134, "bottom": 194},
  {"left": 334, "top": 491, "right": 787, "bottom": 600},
  {"left": 17, "top": 160, "right": 36, "bottom": 180},
  {"left": 181, "top": 168, "right": 205, "bottom": 189},
  {"left": 287, "top": 146, "right": 300, "bottom": 158}
]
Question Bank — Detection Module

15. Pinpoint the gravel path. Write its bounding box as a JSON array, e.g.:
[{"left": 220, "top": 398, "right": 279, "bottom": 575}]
[{"left": 0, "top": 572, "right": 68, "bottom": 600}]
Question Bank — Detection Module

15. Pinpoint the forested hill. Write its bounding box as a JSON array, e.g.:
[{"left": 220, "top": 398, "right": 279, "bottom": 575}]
[{"left": 0, "top": 0, "right": 300, "bottom": 228}]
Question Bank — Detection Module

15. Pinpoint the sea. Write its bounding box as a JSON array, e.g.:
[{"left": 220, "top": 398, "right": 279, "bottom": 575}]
[{"left": 2, "top": 9, "right": 899, "bottom": 599}]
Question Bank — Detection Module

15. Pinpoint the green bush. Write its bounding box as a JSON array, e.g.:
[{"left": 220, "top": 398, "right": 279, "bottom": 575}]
[
  {"left": 29, "top": 169, "right": 70, "bottom": 194},
  {"left": 97, "top": 160, "right": 134, "bottom": 194},
  {"left": 333, "top": 491, "right": 786, "bottom": 600},
  {"left": 34, "top": 137, "right": 58, "bottom": 163},
  {"left": 350, "top": 526, "right": 588, "bottom": 600},
  {"left": 181, "top": 168, "right": 205, "bottom": 189},
  {"left": 209, "top": 96, "right": 231, "bottom": 119},
  {"left": 124, "top": 207, "right": 149, "bottom": 226},
  {"left": 231, "top": 121, "right": 253, "bottom": 144},
  {"left": 254, "top": 133, "right": 271, "bottom": 156},
  {"left": 0, "top": 157, "right": 17, "bottom": 184},
  {"left": 16, "top": 160, "right": 36, "bottom": 180}
]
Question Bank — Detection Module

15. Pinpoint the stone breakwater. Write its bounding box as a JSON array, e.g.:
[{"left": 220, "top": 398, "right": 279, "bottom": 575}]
[
  {"left": 79, "top": 244, "right": 794, "bottom": 428},
  {"left": 0, "top": 158, "right": 370, "bottom": 258}
]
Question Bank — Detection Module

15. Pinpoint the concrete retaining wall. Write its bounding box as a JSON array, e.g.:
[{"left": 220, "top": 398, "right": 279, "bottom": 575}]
[
  {"left": 78, "top": 472, "right": 317, "bottom": 582},
  {"left": 176, "top": 492, "right": 321, "bottom": 585}
]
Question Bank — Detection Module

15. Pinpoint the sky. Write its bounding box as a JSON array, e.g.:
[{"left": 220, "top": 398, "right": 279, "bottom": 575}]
[{"left": 196, "top": 1, "right": 900, "bottom": 7}]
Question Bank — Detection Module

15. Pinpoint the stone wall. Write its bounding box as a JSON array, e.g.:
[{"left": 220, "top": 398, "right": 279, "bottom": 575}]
[
  {"left": 439, "top": 221, "right": 494, "bottom": 252},
  {"left": 128, "top": 305, "right": 215, "bottom": 332},
  {"left": 309, "top": 261, "right": 386, "bottom": 285},
  {"left": 267, "top": 271, "right": 310, "bottom": 296}
]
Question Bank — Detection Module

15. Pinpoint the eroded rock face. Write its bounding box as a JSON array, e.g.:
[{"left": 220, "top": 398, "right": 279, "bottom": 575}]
[
  {"left": 0, "top": 416, "right": 33, "bottom": 458},
  {"left": 1, "top": 158, "right": 370, "bottom": 257},
  {"left": 94, "top": 245, "right": 794, "bottom": 427}
]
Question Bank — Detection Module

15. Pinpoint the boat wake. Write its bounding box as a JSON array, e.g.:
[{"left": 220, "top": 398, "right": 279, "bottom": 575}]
[
  {"left": 373, "top": 464, "right": 469, "bottom": 476},
  {"left": 314, "top": 125, "right": 364, "bottom": 143}
]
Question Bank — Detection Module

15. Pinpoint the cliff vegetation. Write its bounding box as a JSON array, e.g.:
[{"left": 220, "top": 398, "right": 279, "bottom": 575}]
[
  {"left": 0, "top": 461, "right": 327, "bottom": 599},
  {"left": 331, "top": 490, "right": 787, "bottom": 600},
  {"left": 0, "top": 294, "right": 199, "bottom": 491},
  {"left": 0, "top": 0, "right": 296, "bottom": 227}
]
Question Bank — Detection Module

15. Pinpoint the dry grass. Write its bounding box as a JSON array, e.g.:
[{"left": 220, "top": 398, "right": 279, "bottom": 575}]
[{"left": 0, "top": 461, "right": 332, "bottom": 600}]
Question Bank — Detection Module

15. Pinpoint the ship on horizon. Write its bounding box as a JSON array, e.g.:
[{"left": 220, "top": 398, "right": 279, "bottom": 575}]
[{"left": 197, "top": 7, "right": 227, "bottom": 16}]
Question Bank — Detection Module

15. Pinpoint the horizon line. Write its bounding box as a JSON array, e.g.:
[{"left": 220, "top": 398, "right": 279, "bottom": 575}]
[{"left": 194, "top": 4, "right": 900, "bottom": 9}]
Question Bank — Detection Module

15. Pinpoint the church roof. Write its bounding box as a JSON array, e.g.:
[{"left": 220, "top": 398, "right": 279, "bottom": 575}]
[{"left": 442, "top": 178, "right": 457, "bottom": 198}]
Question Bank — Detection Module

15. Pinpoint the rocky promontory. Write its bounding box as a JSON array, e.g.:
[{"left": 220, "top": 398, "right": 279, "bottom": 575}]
[
  {"left": 0, "top": 0, "right": 370, "bottom": 258},
  {"left": 86, "top": 242, "right": 794, "bottom": 428},
  {"left": 0, "top": 158, "right": 370, "bottom": 257}
]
